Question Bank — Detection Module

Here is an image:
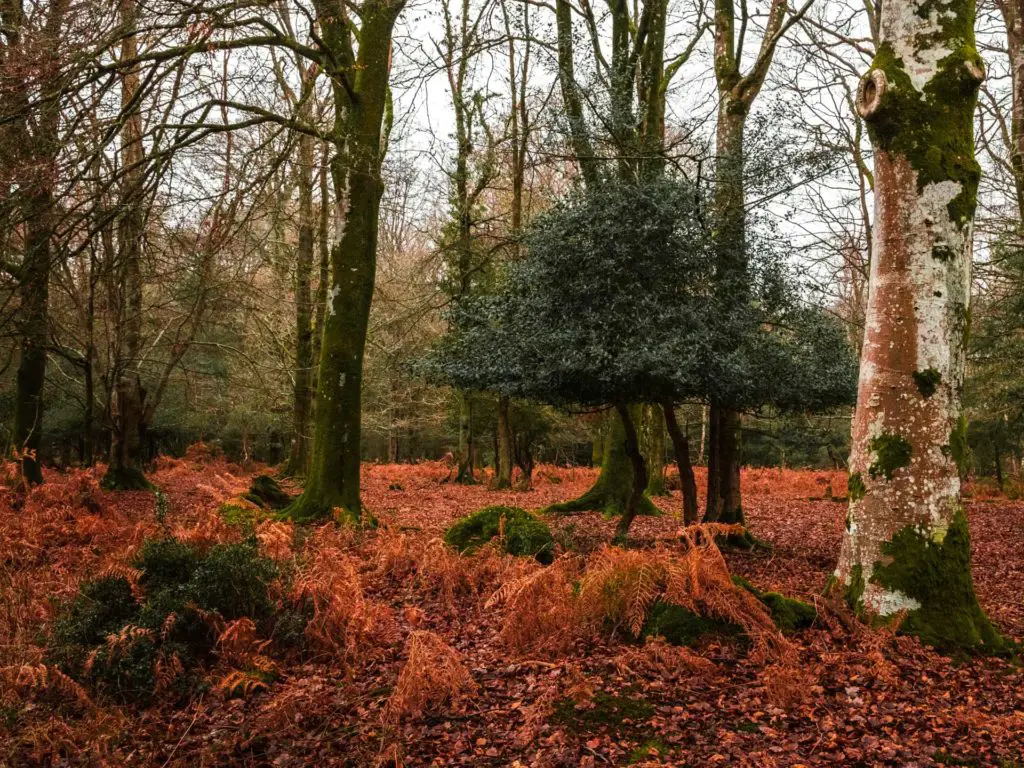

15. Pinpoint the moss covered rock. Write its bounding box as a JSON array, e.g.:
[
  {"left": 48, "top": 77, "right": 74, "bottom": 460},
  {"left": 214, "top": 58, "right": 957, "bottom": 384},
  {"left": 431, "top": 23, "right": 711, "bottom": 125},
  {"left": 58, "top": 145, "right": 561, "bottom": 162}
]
[
  {"left": 732, "top": 575, "right": 818, "bottom": 632},
  {"left": 443, "top": 505, "right": 554, "bottom": 563}
]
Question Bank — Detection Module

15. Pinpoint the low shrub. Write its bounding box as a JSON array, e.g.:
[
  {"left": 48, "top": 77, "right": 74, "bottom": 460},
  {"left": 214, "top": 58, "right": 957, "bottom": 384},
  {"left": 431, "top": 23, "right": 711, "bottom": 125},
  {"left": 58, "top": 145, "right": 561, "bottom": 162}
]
[
  {"left": 443, "top": 506, "right": 554, "bottom": 563},
  {"left": 244, "top": 475, "right": 291, "bottom": 510},
  {"left": 48, "top": 535, "right": 281, "bottom": 705}
]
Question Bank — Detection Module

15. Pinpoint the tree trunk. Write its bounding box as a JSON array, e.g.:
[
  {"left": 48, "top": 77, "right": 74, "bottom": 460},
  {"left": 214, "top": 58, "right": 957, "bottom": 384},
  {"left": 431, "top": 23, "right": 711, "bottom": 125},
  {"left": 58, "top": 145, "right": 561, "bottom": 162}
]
[
  {"left": 613, "top": 403, "right": 648, "bottom": 543},
  {"left": 13, "top": 190, "right": 51, "bottom": 485},
  {"left": 103, "top": 0, "right": 150, "bottom": 491},
  {"left": 286, "top": 0, "right": 404, "bottom": 523},
  {"left": 662, "top": 401, "right": 699, "bottom": 524},
  {"left": 285, "top": 128, "right": 317, "bottom": 477},
  {"left": 548, "top": 406, "right": 658, "bottom": 517},
  {"left": 644, "top": 404, "right": 667, "bottom": 495},
  {"left": 494, "top": 394, "right": 513, "bottom": 489},
  {"left": 833, "top": 0, "right": 1000, "bottom": 652}
]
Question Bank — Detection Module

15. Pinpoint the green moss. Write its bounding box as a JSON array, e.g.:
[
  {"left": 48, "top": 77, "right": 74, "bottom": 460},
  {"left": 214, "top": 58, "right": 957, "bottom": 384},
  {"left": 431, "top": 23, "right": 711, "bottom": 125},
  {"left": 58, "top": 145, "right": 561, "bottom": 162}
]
[
  {"left": 868, "top": 433, "right": 912, "bottom": 480},
  {"left": 848, "top": 472, "right": 866, "bottom": 501},
  {"left": 864, "top": 33, "right": 981, "bottom": 228},
  {"left": 949, "top": 413, "right": 971, "bottom": 477},
  {"left": 551, "top": 691, "right": 655, "bottom": 734},
  {"left": 913, "top": 368, "right": 942, "bottom": 398},
  {"left": 100, "top": 466, "right": 152, "bottom": 491},
  {"left": 244, "top": 475, "right": 292, "bottom": 510},
  {"left": 629, "top": 738, "right": 669, "bottom": 764},
  {"left": 443, "top": 505, "right": 555, "bottom": 563},
  {"left": 641, "top": 600, "right": 744, "bottom": 646},
  {"left": 869, "top": 508, "right": 1005, "bottom": 653},
  {"left": 731, "top": 575, "right": 818, "bottom": 632}
]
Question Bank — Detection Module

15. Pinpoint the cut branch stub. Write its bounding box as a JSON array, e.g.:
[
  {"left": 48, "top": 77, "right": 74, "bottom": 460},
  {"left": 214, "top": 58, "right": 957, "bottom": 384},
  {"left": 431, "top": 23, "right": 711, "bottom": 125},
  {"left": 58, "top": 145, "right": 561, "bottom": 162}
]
[
  {"left": 964, "top": 58, "right": 985, "bottom": 83},
  {"left": 856, "top": 69, "right": 887, "bottom": 119}
]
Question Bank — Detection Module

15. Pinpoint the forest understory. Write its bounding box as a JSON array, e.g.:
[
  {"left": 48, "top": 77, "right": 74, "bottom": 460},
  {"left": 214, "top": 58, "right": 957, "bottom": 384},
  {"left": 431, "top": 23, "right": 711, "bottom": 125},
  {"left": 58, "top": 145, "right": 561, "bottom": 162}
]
[{"left": 3, "top": 453, "right": 1023, "bottom": 768}]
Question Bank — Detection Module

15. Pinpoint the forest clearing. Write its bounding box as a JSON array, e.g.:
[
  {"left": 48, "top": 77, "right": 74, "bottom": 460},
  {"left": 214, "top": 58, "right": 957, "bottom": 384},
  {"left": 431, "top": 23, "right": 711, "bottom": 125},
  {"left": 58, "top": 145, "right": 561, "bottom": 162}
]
[
  {"left": 2, "top": 457, "right": 1023, "bottom": 767},
  {"left": 4, "top": 0, "right": 1024, "bottom": 764}
]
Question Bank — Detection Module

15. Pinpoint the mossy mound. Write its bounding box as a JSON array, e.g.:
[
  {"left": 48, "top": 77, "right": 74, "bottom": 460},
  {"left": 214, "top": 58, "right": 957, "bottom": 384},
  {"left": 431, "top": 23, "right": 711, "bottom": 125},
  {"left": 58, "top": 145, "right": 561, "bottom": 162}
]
[
  {"left": 218, "top": 497, "right": 267, "bottom": 527},
  {"left": 244, "top": 474, "right": 292, "bottom": 510},
  {"left": 641, "top": 579, "right": 817, "bottom": 647},
  {"left": 641, "top": 601, "right": 745, "bottom": 646},
  {"left": 100, "top": 466, "right": 152, "bottom": 491},
  {"left": 443, "top": 505, "right": 554, "bottom": 563},
  {"left": 49, "top": 535, "right": 283, "bottom": 705},
  {"left": 731, "top": 575, "right": 818, "bottom": 632}
]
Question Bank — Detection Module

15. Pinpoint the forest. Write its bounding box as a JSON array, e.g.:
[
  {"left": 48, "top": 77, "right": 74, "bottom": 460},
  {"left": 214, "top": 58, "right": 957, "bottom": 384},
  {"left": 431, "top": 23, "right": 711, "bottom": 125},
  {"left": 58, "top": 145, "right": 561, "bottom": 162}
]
[{"left": 2, "top": 0, "right": 1024, "bottom": 764}]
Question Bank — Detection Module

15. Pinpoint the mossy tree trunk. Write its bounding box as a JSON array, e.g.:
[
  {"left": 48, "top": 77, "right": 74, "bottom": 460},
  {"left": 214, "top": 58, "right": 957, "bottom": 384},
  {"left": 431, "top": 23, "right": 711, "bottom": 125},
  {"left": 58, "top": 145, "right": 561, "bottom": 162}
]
[
  {"left": 285, "top": 0, "right": 405, "bottom": 524},
  {"left": 662, "top": 400, "right": 699, "bottom": 524},
  {"left": 548, "top": 406, "right": 658, "bottom": 518},
  {"left": 833, "top": 0, "right": 1001, "bottom": 652},
  {"left": 7, "top": 0, "right": 65, "bottom": 485},
  {"left": 104, "top": 0, "right": 151, "bottom": 492},
  {"left": 613, "top": 403, "right": 649, "bottom": 544}
]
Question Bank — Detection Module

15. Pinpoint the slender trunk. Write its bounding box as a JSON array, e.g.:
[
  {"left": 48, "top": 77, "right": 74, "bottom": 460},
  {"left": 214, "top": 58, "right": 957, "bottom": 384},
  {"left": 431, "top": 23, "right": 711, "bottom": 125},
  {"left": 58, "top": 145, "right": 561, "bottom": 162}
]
[
  {"left": 613, "top": 403, "right": 648, "bottom": 543},
  {"left": 662, "top": 401, "right": 699, "bottom": 524},
  {"left": 104, "top": 0, "right": 150, "bottom": 491},
  {"left": 834, "top": 0, "right": 999, "bottom": 651},
  {"left": 286, "top": 130, "right": 317, "bottom": 476},
  {"left": 495, "top": 394, "right": 513, "bottom": 489},
  {"left": 644, "top": 404, "right": 667, "bottom": 495},
  {"left": 698, "top": 404, "right": 707, "bottom": 464},
  {"left": 455, "top": 393, "right": 476, "bottom": 483}
]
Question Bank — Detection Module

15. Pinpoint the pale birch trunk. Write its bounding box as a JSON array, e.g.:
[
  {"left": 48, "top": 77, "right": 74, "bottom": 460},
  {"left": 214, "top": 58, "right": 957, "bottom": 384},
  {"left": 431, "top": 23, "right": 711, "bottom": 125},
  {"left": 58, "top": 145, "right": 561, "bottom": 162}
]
[{"left": 834, "top": 0, "right": 1001, "bottom": 651}]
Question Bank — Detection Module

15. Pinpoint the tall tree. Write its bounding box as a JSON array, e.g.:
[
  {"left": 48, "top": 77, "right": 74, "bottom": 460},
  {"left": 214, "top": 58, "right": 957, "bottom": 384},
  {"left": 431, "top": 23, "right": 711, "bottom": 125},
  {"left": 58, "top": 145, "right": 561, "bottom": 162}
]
[
  {"left": 833, "top": 0, "right": 1001, "bottom": 651},
  {"left": 1, "top": 0, "right": 70, "bottom": 484},
  {"left": 287, "top": 0, "right": 406, "bottom": 522},
  {"left": 103, "top": 0, "right": 150, "bottom": 490},
  {"left": 704, "top": 0, "right": 810, "bottom": 533}
]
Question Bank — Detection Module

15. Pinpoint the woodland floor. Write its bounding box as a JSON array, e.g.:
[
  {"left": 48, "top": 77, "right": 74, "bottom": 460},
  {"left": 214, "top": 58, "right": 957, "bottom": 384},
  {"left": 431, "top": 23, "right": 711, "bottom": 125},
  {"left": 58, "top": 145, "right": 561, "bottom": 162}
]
[{"left": 3, "top": 454, "right": 1024, "bottom": 767}]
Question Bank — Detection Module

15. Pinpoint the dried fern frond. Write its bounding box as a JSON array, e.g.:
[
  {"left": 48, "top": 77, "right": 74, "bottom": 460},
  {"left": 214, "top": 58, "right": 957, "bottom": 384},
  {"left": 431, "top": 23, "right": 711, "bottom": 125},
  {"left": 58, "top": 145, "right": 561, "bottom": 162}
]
[
  {"left": 1, "top": 664, "right": 92, "bottom": 710},
  {"left": 485, "top": 556, "right": 579, "bottom": 656},
  {"left": 384, "top": 631, "right": 475, "bottom": 722},
  {"left": 215, "top": 669, "right": 269, "bottom": 699}
]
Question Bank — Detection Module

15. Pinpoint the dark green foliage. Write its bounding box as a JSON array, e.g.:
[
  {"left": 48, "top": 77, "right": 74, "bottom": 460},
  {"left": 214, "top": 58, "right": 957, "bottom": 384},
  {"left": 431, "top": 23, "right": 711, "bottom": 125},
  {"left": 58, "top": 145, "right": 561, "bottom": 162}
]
[
  {"left": 868, "top": 433, "right": 912, "bottom": 480},
  {"left": 244, "top": 474, "right": 291, "bottom": 510},
  {"left": 425, "top": 178, "right": 857, "bottom": 415},
  {"left": 50, "top": 577, "right": 140, "bottom": 655},
  {"left": 443, "top": 505, "right": 555, "bottom": 564},
  {"left": 189, "top": 541, "right": 277, "bottom": 620},
  {"left": 869, "top": 508, "right": 1005, "bottom": 653},
  {"left": 641, "top": 601, "right": 744, "bottom": 646},
  {"left": 134, "top": 537, "right": 200, "bottom": 591},
  {"left": 49, "top": 535, "right": 280, "bottom": 705}
]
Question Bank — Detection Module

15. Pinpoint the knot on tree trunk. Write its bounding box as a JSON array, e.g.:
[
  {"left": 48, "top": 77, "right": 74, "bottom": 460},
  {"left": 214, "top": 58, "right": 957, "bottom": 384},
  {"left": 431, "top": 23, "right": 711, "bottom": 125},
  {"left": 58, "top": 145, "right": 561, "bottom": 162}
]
[{"left": 856, "top": 69, "right": 887, "bottom": 119}]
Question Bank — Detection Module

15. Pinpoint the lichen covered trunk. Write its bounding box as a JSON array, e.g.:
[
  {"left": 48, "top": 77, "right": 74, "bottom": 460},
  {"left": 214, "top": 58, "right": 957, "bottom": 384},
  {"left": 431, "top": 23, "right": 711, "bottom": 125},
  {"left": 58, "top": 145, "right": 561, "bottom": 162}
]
[
  {"left": 613, "top": 403, "right": 649, "bottom": 544},
  {"left": 643, "top": 404, "right": 667, "bottom": 496},
  {"left": 835, "top": 0, "right": 1000, "bottom": 651}
]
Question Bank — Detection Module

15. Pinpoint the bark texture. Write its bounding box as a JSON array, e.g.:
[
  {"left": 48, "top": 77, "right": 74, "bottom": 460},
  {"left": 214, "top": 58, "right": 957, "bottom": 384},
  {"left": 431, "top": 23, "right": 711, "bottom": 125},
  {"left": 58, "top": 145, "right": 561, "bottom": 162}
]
[
  {"left": 834, "top": 0, "right": 1001, "bottom": 651},
  {"left": 286, "top": 0, "right": 405, "bottom": 523}
]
